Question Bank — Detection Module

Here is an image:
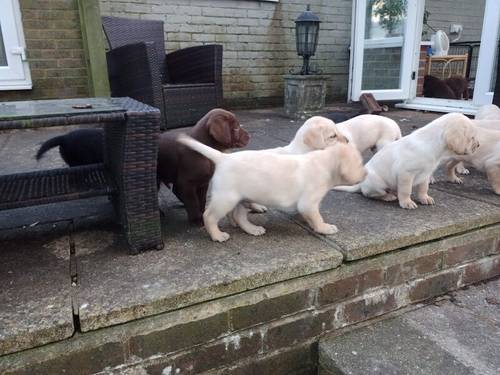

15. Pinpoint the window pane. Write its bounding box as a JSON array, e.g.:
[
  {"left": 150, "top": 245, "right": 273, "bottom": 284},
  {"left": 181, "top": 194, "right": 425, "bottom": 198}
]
[
  {"left": 362, "top": 47, "right": 402, "bottom": 90},
  {"left": 0, "top": 23, "right": 7, "bottom": 67},
  {"left": 365, "top": 0, "right": 406, "bottom": 40}
]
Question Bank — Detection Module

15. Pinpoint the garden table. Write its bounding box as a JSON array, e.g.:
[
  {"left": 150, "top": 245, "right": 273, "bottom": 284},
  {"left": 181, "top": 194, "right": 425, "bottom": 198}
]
[{"left": 0, "top": 97, "right": 163, "bottom": 253}]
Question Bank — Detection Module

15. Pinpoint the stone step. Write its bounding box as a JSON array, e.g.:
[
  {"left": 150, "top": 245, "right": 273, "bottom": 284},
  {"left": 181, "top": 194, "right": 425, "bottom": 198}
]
[{"left": 318, "top": 279, "right": 500, "bottom": 375}]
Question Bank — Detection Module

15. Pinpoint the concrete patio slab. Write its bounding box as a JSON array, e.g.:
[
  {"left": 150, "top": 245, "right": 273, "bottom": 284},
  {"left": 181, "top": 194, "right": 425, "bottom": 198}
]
[
  {"left": 432, "top": 168, "right": 500, "bottom": 207},
  {"left": 0, "top": 235, "right": 74, "bottom": 356},
  {"left": 0, "top": 128, "right": 66, "bottom": 174},
  {"left": 74, "top": 190, "right": 343, "bottom": 331},
  {"left": 319, "top": 316, "right": 473, "bottom": 375},
  {"left": 319, "top": 278, "right": 500, "bottom": 375},
  {"left": 306, "top": 188, "right": 500, "bottom": 261}
]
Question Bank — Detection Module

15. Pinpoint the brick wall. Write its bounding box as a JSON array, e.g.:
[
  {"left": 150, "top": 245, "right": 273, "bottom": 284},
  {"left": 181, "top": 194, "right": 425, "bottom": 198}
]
[
  {"left": 5, "top": 225, "right": 500, "bottom": 374},
  {"left": 99, "top": 0, "right": 353, "bottom": 108},
  {"left": 0, "top": 0, "right": 90, "bottom": 102}
]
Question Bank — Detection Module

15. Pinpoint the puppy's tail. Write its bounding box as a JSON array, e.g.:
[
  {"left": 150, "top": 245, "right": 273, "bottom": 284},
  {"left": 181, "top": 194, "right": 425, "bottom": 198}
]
[
  {"left": 177, "top": 134, "right": 225, "bottom": 164},
  {"left": 36, "top": 135, "right": 65, "bottom": 161},
  {"left": 332, "top": 183, "right": 361, "bottom": 193}
]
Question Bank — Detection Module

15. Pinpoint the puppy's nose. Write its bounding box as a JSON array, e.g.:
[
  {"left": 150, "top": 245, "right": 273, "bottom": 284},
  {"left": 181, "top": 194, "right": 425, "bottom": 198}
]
[{"left": 237, "top": 129, "right": 250, "bottom": 147}]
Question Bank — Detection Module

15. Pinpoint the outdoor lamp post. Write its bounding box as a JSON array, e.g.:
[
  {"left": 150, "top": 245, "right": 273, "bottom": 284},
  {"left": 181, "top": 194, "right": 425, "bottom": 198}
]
[
  {"left": 284, "top": 5, "right": 326, "bottom": 119},
  {"left": 295, "top": 5, "right": 321, "bottom": 75}
]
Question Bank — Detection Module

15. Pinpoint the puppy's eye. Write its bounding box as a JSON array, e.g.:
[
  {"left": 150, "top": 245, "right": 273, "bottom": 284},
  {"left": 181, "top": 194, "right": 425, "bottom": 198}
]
[{"left": 330, "top": 134, "right": 337, "bottom": 139}]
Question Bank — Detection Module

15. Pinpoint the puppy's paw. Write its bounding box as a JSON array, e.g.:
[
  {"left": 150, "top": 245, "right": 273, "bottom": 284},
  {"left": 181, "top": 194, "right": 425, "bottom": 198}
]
[
  {"left": 381, "top": 193, "right": 397, "bottom": 201},
  {"left": 456, "top": 166, "right": 470, "bottom": 175},
  {"left": 315, "top": 223, "right": 338, "bottom": 235},
  {"left": 249, "top": 203, "right": 267, "bottom": 213},
  {"left": 429, "top": 176, "right": 437, "bottom": 184},
  {"left": 211, "top": 232, "right": 230, "bottom": 242},
  {"left": 449, "top": 176, "right": 463, "bottom": 184},
  {"left": 399, "top": 199, "right": 418, "bottom": 209},
  {"left": 246, "top": 225, "right": 266, "bottom": 236},
  {"left": 417, "top": 194, "right": 435, "bottom": 205}
]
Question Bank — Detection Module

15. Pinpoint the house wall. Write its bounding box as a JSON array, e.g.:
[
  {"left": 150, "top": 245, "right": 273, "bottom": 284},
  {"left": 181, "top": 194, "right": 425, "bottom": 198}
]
[
  {"left": 0, "top": 0, "right": 90, "bottom": 102},
  {"left": 423, "top": 0, "right": 485, "bottom": 42},
  {"left": 99, "top": 0, "right": 353, "bottom": 108}
]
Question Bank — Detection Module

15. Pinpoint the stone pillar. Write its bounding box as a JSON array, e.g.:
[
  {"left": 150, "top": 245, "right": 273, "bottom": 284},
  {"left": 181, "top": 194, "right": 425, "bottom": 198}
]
[{"left": 284, "top": 74, "right": 327, "bottom": 119}]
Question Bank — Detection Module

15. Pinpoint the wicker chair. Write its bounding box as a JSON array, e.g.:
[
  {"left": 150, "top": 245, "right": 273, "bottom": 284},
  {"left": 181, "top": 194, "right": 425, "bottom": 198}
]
[{"left": 102, "top": 16, "right": 223, "bottom": 129}]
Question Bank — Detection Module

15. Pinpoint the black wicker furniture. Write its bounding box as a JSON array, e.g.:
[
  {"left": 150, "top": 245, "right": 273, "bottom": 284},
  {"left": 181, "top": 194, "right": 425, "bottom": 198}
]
[
  {"left": 102, "top": 16, "right": 223, "bottom": 129},
  {"left": 0, "top": 97, "right": 163, "bottom": 253}
]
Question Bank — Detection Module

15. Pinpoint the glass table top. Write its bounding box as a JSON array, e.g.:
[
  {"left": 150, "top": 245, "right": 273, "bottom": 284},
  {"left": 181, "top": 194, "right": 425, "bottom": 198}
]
[{"left": 0, "top": 97, "right": 126, "bottom": 121}]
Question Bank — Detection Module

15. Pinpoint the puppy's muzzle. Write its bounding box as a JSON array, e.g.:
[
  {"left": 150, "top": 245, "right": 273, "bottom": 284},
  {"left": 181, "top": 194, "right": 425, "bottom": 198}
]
[{"left": 233, "top": 127, "right": 250, "bottom": 147}]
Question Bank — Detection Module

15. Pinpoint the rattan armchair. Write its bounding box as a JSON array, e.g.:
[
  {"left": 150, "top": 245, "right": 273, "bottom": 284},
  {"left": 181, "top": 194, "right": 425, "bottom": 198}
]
[{"left": 102, "top": 16, "right": 223, "bottom": 129}]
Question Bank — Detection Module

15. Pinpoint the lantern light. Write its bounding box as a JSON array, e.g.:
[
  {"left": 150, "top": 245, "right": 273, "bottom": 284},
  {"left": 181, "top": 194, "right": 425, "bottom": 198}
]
[{"left": 294, "top": 5, "right": 321, "bottom": 75}]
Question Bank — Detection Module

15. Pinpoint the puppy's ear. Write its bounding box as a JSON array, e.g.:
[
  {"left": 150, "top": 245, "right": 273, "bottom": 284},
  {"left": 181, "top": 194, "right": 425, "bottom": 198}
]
[
  {"left": 303, "top": 126, "right": 326, "bottom": 149},
  {"left": 338, "top": 145, "right": 366, "bottom": 184},
  {"left": 331, "top": 128, "right": 348, "bottom": 144},
  {"left": 444, "top": 123, "right": 468, "bottom": 155},
  {"left": 208, "top": 115, "right": 232, "bottom": 146}
]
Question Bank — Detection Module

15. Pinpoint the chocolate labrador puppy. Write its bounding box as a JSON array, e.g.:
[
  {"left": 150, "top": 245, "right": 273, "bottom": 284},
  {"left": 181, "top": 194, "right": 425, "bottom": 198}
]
[
  {"left": 423, "top": 75, "right": 457, "bottom": 99},
  {"left": 157, "top": 108, "right": 249, "bottom": 224},
  {"left": 444, "top": 75, "right": 469, "bottom": 100}
]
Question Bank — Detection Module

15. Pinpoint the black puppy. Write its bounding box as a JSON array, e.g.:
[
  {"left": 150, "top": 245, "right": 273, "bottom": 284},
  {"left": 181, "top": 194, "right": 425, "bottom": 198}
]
[
  {"left": 324, "top": 111, "right": 362, "bottom": 123},
  {"left": 36, "top": 128, "right": 104, "bottom": 167}
]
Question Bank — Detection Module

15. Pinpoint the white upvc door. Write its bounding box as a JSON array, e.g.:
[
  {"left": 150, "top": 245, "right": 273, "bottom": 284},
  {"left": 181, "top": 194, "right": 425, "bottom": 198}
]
[
  {"left": 349, "top": 0, "right": 421, "bottom": 101},
  {"left": 395, "top": 0, "right": 499, "bottom": 115},
  {"left": 471, "top": 0, "right": 500, "bottom": 106},
  {"left": 0, "top": 0, "right": 32, "bottom": 90}
]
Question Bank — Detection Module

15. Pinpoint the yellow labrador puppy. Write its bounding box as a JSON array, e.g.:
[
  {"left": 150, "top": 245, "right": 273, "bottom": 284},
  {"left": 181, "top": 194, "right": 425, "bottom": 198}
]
[
  {"left": 335, "top": 113, "right": 479, "bottom": 209},
  {"left": 475, "top": 104, "right": 500, "bottom": 120},
  {"left": 178, "top": 134, "right": 366, "bottom": 242},
  {"left": 336, "top": 114, "right": 402, "bottom": 153},
  {"left": 272, "top": 116, "right": 348, "bottom": 154},
  {"left": 450, "top": 119, "right": 500, "bottom": 176},
  {"left": 245, "top": 115, "right": 400, "bottom": 213},
  {"left": 243, "top": 116, "right": 348, "bottom": 214},
  {"left": 273, "top": 114, "right": 401, "bottom": 155},
  {"left": 446, "top": 123, "right": 500, "bottom": 194}
]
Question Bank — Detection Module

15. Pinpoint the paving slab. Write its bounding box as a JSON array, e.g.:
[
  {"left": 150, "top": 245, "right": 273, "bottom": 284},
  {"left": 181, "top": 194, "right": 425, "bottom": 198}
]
[
  {"left": 319, "top": 278, "right": 500, "bottom": 375},
  {"left": 0, "top": 128, "right": 66, "bottom": 174},
  {"left": 0, "top": 235, "right": 74, "bottom": 356},
  {"left": 74, "top": 188, "right": 343, "bottom": 331},
  {"left": 449, "top": 278, "right": 500, "bottom": 323},
  {"left": 303, "top": 188, "right": 500, "bottom": 261},
  {"left": 319, "top": 316, "right": 473, "bottom": 375},
  {"left": 404, "top": 296, "right": 500, "bottom": 375},
  {"left": 432, "top": 167, "right": 500, "bottom": 207}
]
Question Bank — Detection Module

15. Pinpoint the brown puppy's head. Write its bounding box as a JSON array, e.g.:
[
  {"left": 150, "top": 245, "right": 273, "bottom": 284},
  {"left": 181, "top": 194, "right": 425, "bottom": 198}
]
[
  {"left": 443, "top": 113, "right": 480, "bottom": 156},
  {"left": 204, "top": 109, "right": 249, "bottom": 149},
  {"left": 302, "top": 117, "right": 348, "bottom": 150},
  {"left": 336, "top": 143, "right": 366, "bottom": 185}
]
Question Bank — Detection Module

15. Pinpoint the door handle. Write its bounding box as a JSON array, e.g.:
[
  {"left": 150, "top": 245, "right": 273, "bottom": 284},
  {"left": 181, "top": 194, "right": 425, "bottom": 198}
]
[{"left": 11, "top": 47, "right": 27, "bottom": 61}]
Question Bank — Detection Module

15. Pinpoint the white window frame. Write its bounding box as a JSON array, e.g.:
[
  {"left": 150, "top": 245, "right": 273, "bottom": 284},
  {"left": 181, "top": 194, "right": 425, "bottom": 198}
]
[{"left": 0, "top": 0, "right": 32, "bottom": 90}]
